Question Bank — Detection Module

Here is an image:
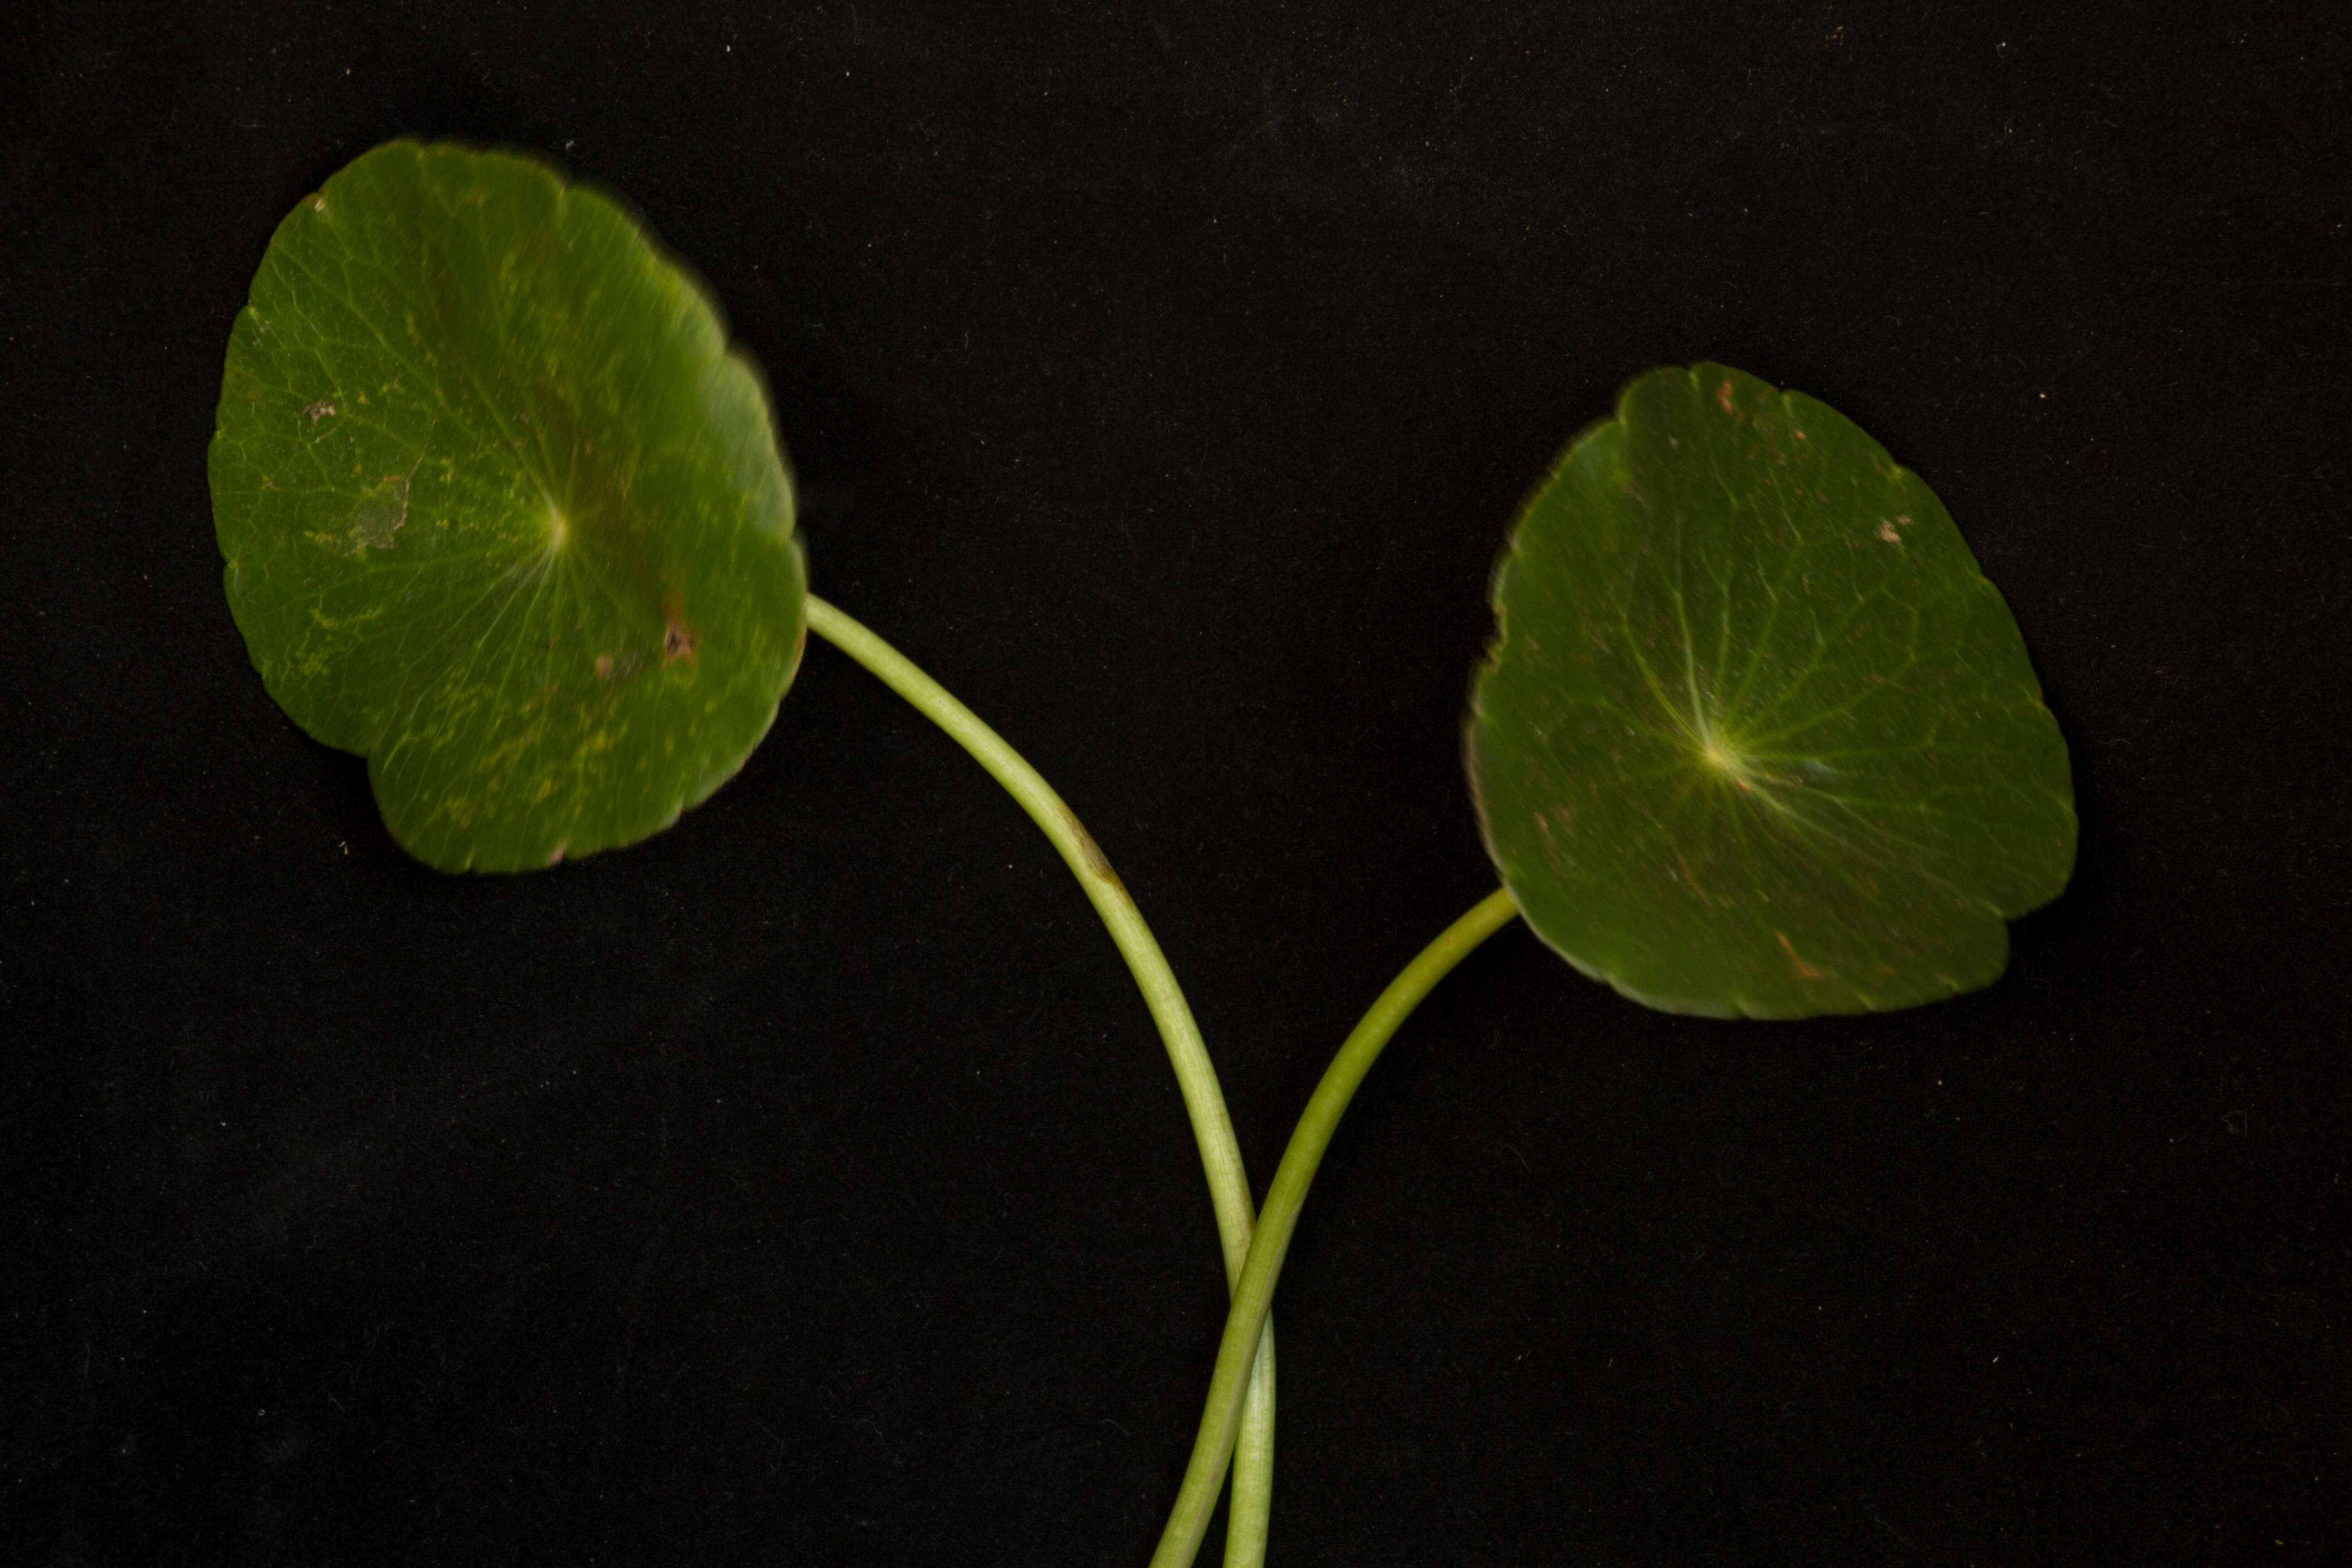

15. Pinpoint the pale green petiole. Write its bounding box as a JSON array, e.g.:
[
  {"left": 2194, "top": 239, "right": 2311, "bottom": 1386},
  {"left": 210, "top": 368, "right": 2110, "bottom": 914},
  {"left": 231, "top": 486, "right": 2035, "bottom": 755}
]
[
  {"left": 803, "top": 595, "right": 1276, "bottom": 1568},
  {"left": 1149, "top": 887, "right": 1524, "bottom": 1568}
]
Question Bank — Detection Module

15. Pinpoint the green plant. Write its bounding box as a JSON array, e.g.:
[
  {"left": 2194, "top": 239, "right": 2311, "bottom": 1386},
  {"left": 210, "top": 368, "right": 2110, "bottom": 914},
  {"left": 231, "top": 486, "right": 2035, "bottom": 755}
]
[
  {"left": 210, "top": 138, "right": 1278, "bottom": 1565},
  {"left": 1147, "top": 362, "right": 2075, "bottom": 1566},
  {"left": 211, "top": 141, "right": 2074, "bottom": 1566}
]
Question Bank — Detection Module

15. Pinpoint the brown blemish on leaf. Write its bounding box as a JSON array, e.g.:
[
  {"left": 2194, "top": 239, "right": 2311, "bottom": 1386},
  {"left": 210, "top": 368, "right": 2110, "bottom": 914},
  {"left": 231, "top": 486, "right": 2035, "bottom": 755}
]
[
  {"left": 662, "top": 594, "right": 698, "bottom": 664},
  {"left": 1877, "top": 521, "right": 1903, "bottom": 545},
  {"left": 595, "top": 654, "right": 615, "bottom": 678},
  {"left": 304, "top": 400, "right": 335, "bottom": 423},
  {"left": 1673, "top": 848, "right": 1713, "bottom": 904},
  {"left": 1717, "top": 378, "right": 1735, "bottom": 415},
  {"left": 1776, "top": 929, "right": 1833, "bottom": 981},
  {"left": 545, "top": 842, "right": 566, "bottom": 867}
]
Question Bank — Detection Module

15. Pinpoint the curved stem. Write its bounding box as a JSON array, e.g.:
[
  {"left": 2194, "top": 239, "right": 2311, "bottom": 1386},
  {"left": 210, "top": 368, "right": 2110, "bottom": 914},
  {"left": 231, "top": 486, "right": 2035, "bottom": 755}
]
[
  {"left": 802, "top": 596, "right": 1276, "bottom": 1565},
  {"left": 1148, "top": 887, "right": 1522, "bottom": 1568}
]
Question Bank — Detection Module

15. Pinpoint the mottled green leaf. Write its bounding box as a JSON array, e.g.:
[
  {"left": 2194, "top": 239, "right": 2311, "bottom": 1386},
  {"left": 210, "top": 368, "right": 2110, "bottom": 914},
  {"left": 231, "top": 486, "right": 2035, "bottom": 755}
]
[
  {"left": 1467, "top": 365, "right": 2075, "bottom": 1018},
  {"left": 211, "top": 141, "right": 805, "bottom": 871}
]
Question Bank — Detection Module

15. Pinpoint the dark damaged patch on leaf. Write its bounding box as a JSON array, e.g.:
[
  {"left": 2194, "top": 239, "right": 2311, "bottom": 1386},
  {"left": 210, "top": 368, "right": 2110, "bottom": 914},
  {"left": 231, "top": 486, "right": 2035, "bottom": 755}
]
[
  {"left": 344, "top": 475, "right": 408, "bottom": 554},
  {"left": 662, "top": 595, "right": 698, "bottom": 665}
]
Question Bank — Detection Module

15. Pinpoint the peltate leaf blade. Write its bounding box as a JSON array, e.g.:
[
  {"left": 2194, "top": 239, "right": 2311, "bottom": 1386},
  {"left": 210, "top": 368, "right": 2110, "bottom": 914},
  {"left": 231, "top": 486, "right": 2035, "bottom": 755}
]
[
  {"left": 1467, "top": 364, "right": 2075, "bottom": 1018},
  {"left": 211, "top": 140, "right": 805, "bottom": 872}
]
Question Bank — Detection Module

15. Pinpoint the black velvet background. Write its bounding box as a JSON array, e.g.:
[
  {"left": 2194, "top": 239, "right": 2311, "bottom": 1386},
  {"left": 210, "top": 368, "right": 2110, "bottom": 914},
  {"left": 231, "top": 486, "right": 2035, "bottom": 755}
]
[{"left": 3, "top": 3, "right": 2344, "bottom": 1563}]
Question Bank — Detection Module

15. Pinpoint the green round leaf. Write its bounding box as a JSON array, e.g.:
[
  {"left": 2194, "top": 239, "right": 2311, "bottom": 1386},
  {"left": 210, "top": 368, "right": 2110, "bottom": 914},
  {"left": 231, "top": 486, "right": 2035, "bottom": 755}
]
[
  {"left": 210, "top": 141, "right": 806, "bottom": 872},
  {"left": 1467, "top": 365, "right": 2076, "bottom": 1018}
]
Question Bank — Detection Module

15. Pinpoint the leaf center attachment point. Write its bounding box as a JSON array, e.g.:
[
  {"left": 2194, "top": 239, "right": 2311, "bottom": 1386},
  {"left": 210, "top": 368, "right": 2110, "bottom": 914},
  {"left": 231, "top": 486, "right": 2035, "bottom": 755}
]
[{"left": 1695, "top": 725, "right": 1753, "bottom": 787}]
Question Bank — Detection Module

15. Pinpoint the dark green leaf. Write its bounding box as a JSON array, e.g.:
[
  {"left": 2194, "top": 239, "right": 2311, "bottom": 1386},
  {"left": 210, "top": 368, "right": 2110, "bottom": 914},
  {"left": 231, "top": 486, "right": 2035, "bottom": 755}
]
[
  {"left": 210, "top": 141, "right": 805, "bottom": 872},
  {"left": 1467, "top": 365, "right": 2075, "bottom": 1018}
]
